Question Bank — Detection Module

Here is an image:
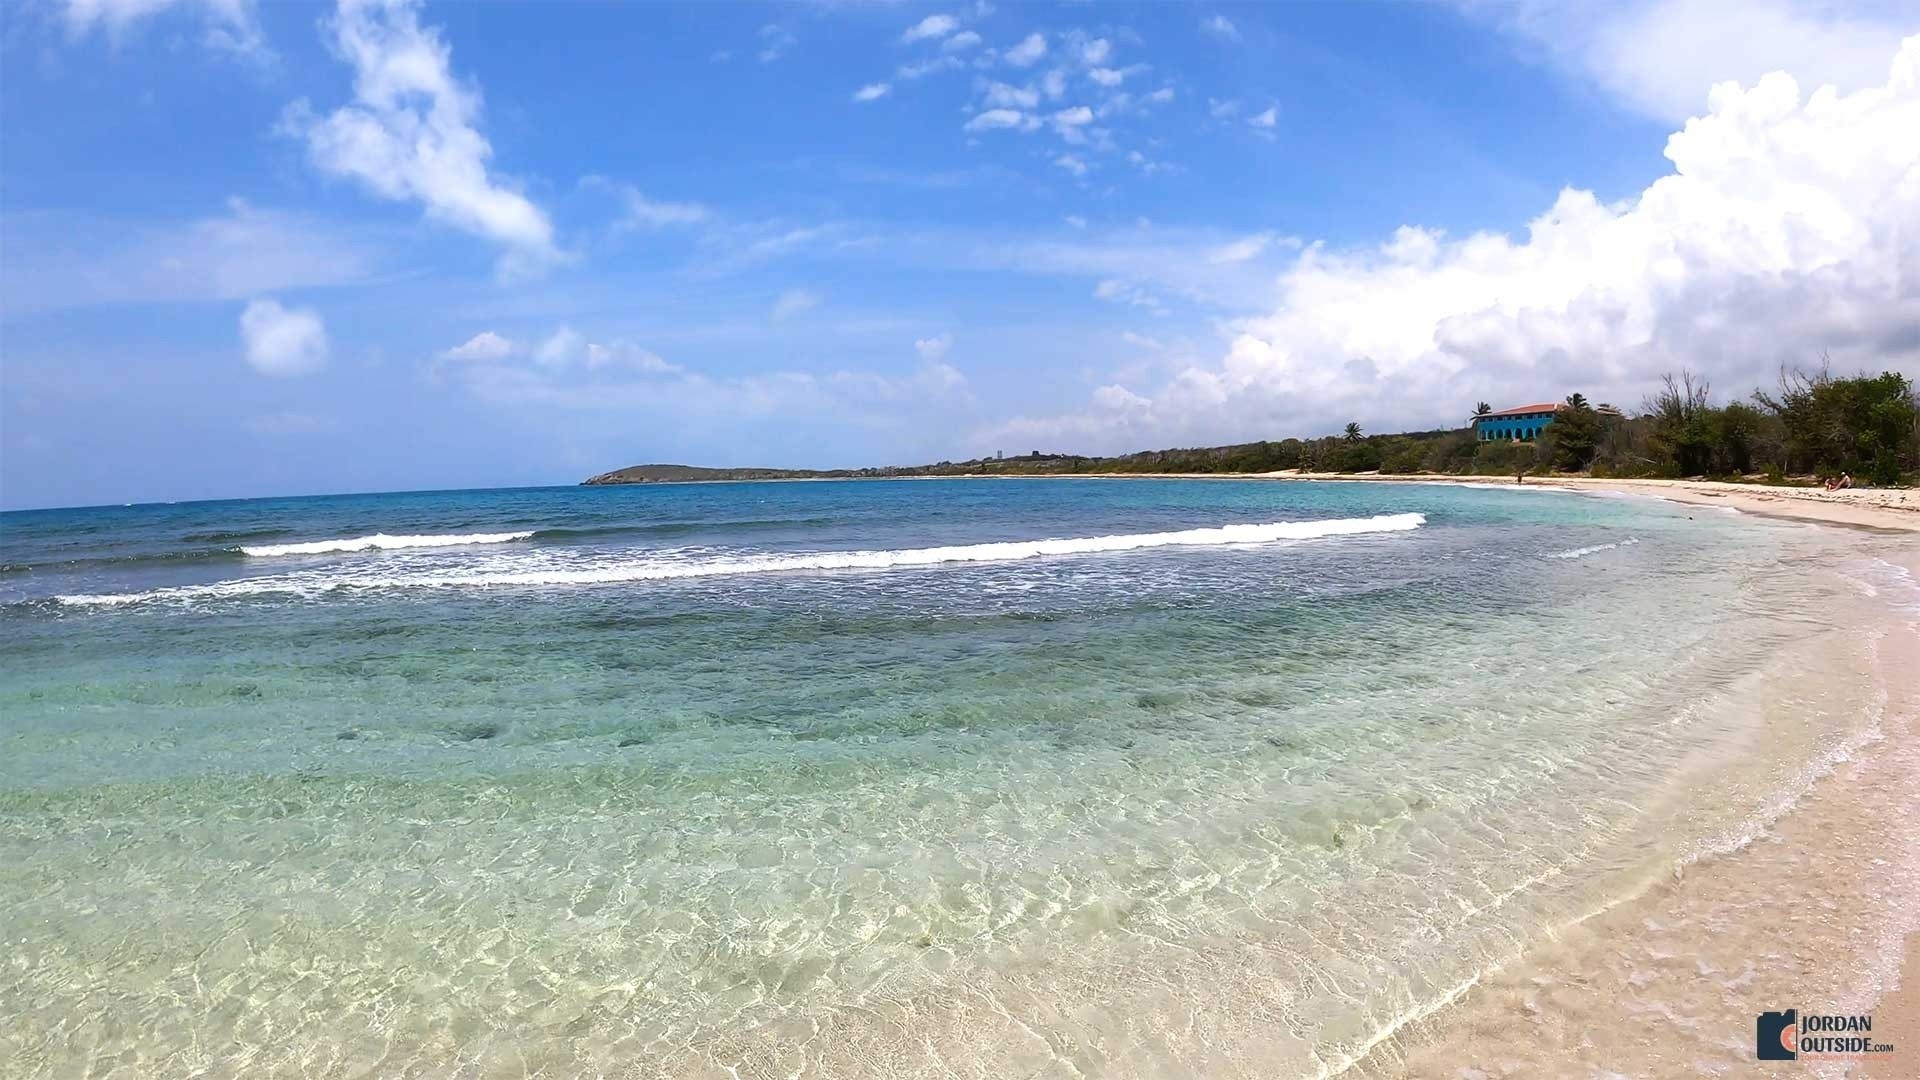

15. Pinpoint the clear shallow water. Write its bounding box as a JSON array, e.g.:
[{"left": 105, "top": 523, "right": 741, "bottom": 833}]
[{"left": 0, "top": 478, "right": 1909, "bottom": 1077}]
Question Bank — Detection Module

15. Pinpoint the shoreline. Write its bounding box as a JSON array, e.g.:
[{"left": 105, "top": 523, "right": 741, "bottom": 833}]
[
  {"left": 1369, "top": 540, "right": 1920, "bottom": 1078},
  {"left": 885, "top": 470, "right": 1920, "bottom": 533},
  {"left": 588, "top": 470, "right": 1920, "bottom": 533}
]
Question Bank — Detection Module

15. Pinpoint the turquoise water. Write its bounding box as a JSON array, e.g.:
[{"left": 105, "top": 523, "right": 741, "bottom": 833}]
[{"left": 0, "top": 479, "right": 1905, "bottom": 1077}]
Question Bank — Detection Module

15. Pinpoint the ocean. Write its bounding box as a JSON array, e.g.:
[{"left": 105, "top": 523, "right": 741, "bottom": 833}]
[{"left": 2, "top": 478, "right": 1915, "bottom": 1077}]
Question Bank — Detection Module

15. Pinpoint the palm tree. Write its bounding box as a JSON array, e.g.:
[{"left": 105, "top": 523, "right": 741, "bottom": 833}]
[
  {"left": 1343, "top": 422, "right": 1363, "bottom": 442},
  {"left": 1474, "top": 402, "right": 1492, "bottom": 417},
  {"left": 1565, "top": 392, "right": 1590, "bottom": 411}
]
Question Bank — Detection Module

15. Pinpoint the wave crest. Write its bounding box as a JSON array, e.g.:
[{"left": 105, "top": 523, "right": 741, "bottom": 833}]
[
  {"left": 1547, "top": 538, "right": 1640, "bottom": 560},
  {"left": 56, "top": 513, "right": 1426, "bottom": 607},
  {"left": 241, "top": 531, "right": 535, "bottom": 557}
]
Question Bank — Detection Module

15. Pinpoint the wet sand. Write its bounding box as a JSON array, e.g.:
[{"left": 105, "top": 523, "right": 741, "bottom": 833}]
[{"left": 1363, "top": 546, "right": 1920, "bottom": 1079}]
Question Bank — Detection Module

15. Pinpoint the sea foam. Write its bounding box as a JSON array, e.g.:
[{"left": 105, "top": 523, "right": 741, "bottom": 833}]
[
  {"left": 1547, "top": 537, "right": 1640, "bottom": 560},
  {"left": 241, "top": 531, "right": 536, "bottom": 556},
  {"left": 59, "top": 513, "right": 1426, "bottom": 606}
]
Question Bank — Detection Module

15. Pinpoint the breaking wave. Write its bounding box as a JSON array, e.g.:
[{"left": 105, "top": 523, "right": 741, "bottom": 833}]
[
  {"left": 57, "top": 513, "right": 1426, "bottom": 607},
  {"left": 1547, "top": 537, "right": 1640, "bottom": 560},
  {"left": 241, "top": 531, "right": 536, "bottom": 557}
]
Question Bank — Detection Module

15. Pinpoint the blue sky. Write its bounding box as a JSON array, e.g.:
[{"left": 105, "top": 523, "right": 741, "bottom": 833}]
[{"left": 3, "top": 0, "right": 1917, "bottom": 509}]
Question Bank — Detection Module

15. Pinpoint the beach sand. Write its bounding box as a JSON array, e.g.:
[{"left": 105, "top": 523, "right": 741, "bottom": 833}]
[{"left": 1356, "top": 541, "right": 1920, "bottom": 1078}]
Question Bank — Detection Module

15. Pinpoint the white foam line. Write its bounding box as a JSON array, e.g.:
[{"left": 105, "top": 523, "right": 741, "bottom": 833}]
[
  {"left": 59, "top": 513, "right": 1427, "bottom": 606},
  {"left": 1546, "top": 537, "right": 1640, "bottom": 560},
  {"left": 241, "top": 531, "right": 535, "bottom": 557}
]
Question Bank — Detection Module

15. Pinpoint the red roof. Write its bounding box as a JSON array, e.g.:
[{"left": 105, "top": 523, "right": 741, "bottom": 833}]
[{"left": 1476, "top": 402, "right": 1561, "bottom": 420}]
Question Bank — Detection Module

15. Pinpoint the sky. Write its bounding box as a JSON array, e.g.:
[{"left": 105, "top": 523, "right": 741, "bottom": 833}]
[{"left": 2, "top": 0, "right": 1918, "bottom": 509}]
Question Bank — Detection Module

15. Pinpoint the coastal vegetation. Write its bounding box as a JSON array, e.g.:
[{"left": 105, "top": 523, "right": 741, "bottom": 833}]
[{"left": 586, "top": 367, "right": 1919, "bottom": 487}]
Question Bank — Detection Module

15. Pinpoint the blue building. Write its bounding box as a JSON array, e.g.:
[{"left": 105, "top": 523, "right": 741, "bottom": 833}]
[{"left": 1472, "top": 402, "right": 1560, "bottom": 442}]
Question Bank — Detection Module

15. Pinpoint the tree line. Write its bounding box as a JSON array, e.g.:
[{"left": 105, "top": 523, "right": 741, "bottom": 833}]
[{"left": 904, "top": 365, "right": 1917, "bottom": 486}]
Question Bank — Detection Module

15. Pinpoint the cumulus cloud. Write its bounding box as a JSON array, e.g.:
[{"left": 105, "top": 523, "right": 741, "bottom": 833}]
[
  {"left": 981, "top": 81, "right": 1040, "bottom": 109},
  {"left": 989, "top": 38, "right": 1920, "bottom": 451},
  {"left": 1471, "top": 0, "right": 1917, "bottom": 123},
  {"left": 914, "top": 335, "right": 953, "bottom": 363},
  {"left": 1054, "top": 154, "right": 1089, "bottom": 176},
  {"left": 943, "top": 30, "right": 983, "bottom": 52},
  {"left": 853, "top": 82, "right": 892, "bottom": 103},
  {"left": 1248, "top": 105, "right": 1278, "bottom": 128},
  {"left": 534, "top": 325, "right": 586, "bottom": 368},
  {"left": 455, "top": 325, "right": 678, "bottom": 377},
  {"left": 239, "top": 298, "right": 328, "bottom": 376},
  {"left": 441, "top": 330, "right": 514, "bottom": 361},
  {"left": 585, "top": 341, "right": 679, "bottom": 374},
  {"left": 1005, "top": 31, "right": 1047, "bottom": 67},
  {"left": 62, "top": 0, "right": 269, "bottom": 59},
  {"left": 902, "top": 14, "right": 959, "bottom": 43},
  {"left": 282, "top": 0, "right": 557, "bottom": 271}
]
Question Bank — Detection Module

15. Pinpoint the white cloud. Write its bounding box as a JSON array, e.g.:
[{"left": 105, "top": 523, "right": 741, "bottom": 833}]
[
  {"left": 283, "top": 0, "right": 556, "bottom": 271},
  {"left": 1472, "top": 0, "right": 1917, "bottom": 123},
  {"left": 239, "top": 298, "right": 328, "bottom": 376},
  {"left": 914, "top": 335, "right": 953, "bottom": 363},
  {"left": 1053, "top": 154, "right": 1089, "bottom": 176},
  {"left": 1208, "top": 97, "right": 1240, "bottom": 119},
  {"left": 898, "top": 55, "right": 965, "bottom": 80},
  {"left": 981, "top": 81, "right": 1041, "bottom": 109},
  {"left": 441, "top": 330, "right": 515, "bottom": 361},
  {"left": 1209, "top": 233, "right": 1275, "bottom": 264},
  {"left": 853, "top": 82, "right": 892, "bottom": 103},
  {"left": 616, "top": 188, "right": 708, "bottom": 228},
  {"left": 1041, "top": 69, "right": 1068, "bottom": 99},
  {"left": 1064, "top": 214, "right": 1088, "bottom": 229},
  {"left": 964, "top": 107, "right": 1038, "bottom": 132},
  {"left": 585, "top": 341, "right": 679, "bottom": 374},
  {"left": 1005, "top": 32, "right": 1047, "bottom": 67},
  {"left": 1201, "top": 14, "right": 1241, "bottom": 41},
  {"left": 902, "top": 14, "right": 960, "bottom": 43},
  {"left": 62, "top": 0, "right": 269, "bottom": 60},
  {"left": 943, "top": 30, "right": 983, "bottom": 52},
  {"left": 502, "top": 326, "right": 679, "bottom": 375},
  {"left": 1079, "top": 37, "right": 1112, "bottom": 65},
  {"left": 1146, "top": 86, "right": 1175, "bottom": 104},
  {"left": 772, "top": 288, "right": 822, "bottom": 321},
  {"left": 1248, "top": 105, "right": 1278, "bottom": 128},
  {"left": 1049, "top": 105, "right": 1094, "bottom": 141},
  {"left": 990, "top": 37, "right": 1920, "bottom": 450},
  {"left": 535, "top": 325, "right": 585, "bottom": 368}
]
